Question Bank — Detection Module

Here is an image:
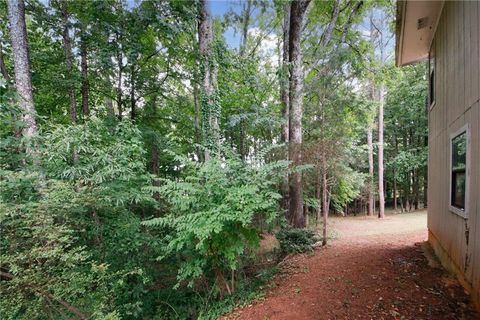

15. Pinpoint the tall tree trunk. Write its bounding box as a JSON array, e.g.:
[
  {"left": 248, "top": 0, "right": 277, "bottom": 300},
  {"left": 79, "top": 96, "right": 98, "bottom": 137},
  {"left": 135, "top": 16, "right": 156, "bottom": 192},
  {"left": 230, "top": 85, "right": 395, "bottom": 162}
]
[
  {"left": 193, "top": 69, "right": 203, "bottom": 161},
  {"left": 7, "top": 0, "right": 38, "bottom": 141},
  {"left": 239, "top": 0, "right": 252, "bottom": 56},
  {"left": 367, "top": 125, "right": 374, "bottom": 216},
  {"left": 61, "top": 0, "right": 77, "bottom": 124},
  {"left": 393, "top": 167, "right": 398, "bottom": 211},
  {"left": 405, "top": 171, "right": 411, "bottom": 211},
  {"left": 322, "top": 157, "right": 328, "bottom": 245},
  {"left": 105, "top": 97, "right": 114, "bottom": 119},
  {"left": 413, "top": 169, "right": 419, "bottom": 210},
  {"left": 370, "top": 10, "right": 385, "bottom": 218},
  {"left": 116, "top": 34, "right": 123, "bottom": 121},
  {"left": 80, "top": 30, "right": 89, "bottom": 118},
  {"left": 198, "top": 0, "right": 218, "bottom": 160},
  {"left": 315, "top": 173, "right": 321, "bottom": 226},
  {"left": 0, "top": 41, "right": 10, "bottom": 81},
  {"left": 130, "top": 65, "right": 135, "bottom": 120},
  {"left": 399, "top": 187, "right": 405, "bottom": 213},
  {"left": 288, "top": 0, "right": 310, "bottom": 228},
  {"left": 209, "top": 35, "right": 220, "bottom": 152},
  {"left": 393, "top": 134, "right": 399, "bottom": 211},
  {"left": 280, "top": 4, "right": 290, "bottom": 218},
  {"left": 151, "top": 143, "right": 161, "bottom": 202},
  {"left": 238, "top": 0, "right": 251, "bottom": 161},
  {"left": 377, "top": 84, "right": 385, "bottom": 218}
]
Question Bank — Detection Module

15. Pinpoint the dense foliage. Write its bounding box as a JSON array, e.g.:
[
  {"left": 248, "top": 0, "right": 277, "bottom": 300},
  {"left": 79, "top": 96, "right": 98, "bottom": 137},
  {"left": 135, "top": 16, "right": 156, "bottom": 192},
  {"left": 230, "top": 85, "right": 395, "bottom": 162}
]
[
  {"left": 142, "top": 152, "right": 286, "bottom": 292},
  {"left": 276, "top": 228, "right": 317, "bottom": 254},
  {"left": 0, "top": 0, "right": 427, "bottom": 318}
]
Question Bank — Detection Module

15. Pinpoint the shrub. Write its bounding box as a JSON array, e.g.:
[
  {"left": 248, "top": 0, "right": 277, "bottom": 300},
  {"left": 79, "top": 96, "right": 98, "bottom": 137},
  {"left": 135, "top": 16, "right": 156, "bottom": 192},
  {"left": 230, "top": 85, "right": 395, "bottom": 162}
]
[
  {"left": 142, "top": 151, "right": 287, "bottom": 295},
  {"left": 276, "top": 228, "right": 317, "bottom": 254},
  {"left": 0, "top": 119, "right": 155, "bottom": 319}
]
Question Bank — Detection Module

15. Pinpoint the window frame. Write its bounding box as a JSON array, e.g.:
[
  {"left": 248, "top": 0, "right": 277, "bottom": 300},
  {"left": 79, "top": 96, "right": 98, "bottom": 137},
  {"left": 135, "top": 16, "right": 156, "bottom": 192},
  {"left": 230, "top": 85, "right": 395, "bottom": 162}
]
[{"left": 448, "top": 124, "right": 470, "bottom": 219}]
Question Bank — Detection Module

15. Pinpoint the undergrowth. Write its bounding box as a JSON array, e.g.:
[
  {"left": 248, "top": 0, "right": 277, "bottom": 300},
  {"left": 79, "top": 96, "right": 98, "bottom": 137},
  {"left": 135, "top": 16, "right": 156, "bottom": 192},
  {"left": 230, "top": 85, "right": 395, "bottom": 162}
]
[
  {"left": 276, "top": 228, "right": 318, "bottom": 254},
  {"left": 153, "top": 266, "right": 278, "bottom": 319},
  {"left": 198, "top": 267, "right": 277, "bottom": 319}
]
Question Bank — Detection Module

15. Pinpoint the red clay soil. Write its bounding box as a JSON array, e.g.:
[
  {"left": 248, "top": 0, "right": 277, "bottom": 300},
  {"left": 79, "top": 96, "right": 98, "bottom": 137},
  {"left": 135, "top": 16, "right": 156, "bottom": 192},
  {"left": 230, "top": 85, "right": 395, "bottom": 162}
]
[{"left": 224, "top": 212, "right": 479, "bottom": 320}]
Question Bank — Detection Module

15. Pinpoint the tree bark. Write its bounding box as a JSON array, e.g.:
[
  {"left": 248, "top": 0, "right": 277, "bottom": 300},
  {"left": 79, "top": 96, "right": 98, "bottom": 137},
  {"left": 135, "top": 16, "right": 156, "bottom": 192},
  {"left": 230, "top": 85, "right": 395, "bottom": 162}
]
[
  {"left": 60, "top": 0, "right": 77, "bottom": 124},
  {"left": 406, "top": 170, "right": 411, "bottom": 211},
  {"left": 399, "top": 187, "right": 405, "bottom": 213},
  {"left": 393, "top": 167, "right": 398, "bottom": 211},
  {"left": 393, "top": 134, "right": 399, "bottom": 211},
  {"left": 80, "top": 29, "right": 89, "bottom": 118},
  {"left": 315, "top": 173, "right": 321, "bottom": 225},
  {"left": 193, "top": 69, "right": 203, "bottom": 161},
  {"left": 198, "top": 0, "right": 218, "bottom": 160},
  {"left": 280, "top": 3, "right": 290, "bottom": 217},
  {"left": 7, "top": 0, "right": 38, "bottom": 139},
  {"left": 378, "top": 84, "right": 385, "bottom": 218},
  {"left": 239, "top": 0, "right": 252, "bottom": 56},
  {"left": 367, "top": 125, "right": 374, "bottom": 216},
  {"left": 288, "top": 0, "right": 310, "bottom": 228},
  {"left": 130, "top": 65, "right": 135, "bottom": 120},
  {"left": 413, "top": 169, "right": 419, "bottom": 210},
  {"left": 105, "top": 97, "right": 114, "bottom": 119},
  {"left": 238, "top": 0, "right": 252, "bottom": 161},
  {"left": 116, "top": 33, "right": 123, "bottom": 120},
  {"left": 151, "top": 143, "right": 161, "bottom": 202},
  {"left": 322, "top": 157, "right": 328, "bottom": 245}
]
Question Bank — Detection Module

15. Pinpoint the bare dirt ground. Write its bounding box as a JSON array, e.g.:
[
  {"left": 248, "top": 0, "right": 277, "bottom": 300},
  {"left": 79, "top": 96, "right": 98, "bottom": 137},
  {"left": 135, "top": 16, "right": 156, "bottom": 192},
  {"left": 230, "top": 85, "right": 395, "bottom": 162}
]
[{"left": 225, "top": 211, "right": 479, "bottom": 320}]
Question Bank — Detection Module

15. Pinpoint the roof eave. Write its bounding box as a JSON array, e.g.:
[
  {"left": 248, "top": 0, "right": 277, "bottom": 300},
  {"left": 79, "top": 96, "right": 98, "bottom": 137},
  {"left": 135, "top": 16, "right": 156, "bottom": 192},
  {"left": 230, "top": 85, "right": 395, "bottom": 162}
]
[{"left": 395, "top": 0, "right": 444, "bottom": 66}]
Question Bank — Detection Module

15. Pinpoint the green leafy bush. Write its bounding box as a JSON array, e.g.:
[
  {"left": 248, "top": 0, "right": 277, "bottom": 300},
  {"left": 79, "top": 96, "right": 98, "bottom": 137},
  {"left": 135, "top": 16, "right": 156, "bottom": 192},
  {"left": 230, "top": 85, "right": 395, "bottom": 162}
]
[
  {"left": 276, "top": 228, "right": 317, "bottom": 254},
  {"left": 0, "top": 119, "right": 156, "bottom": 319},
  {"left": 142, "top": 151, "right": 287, "bottom": 295}
]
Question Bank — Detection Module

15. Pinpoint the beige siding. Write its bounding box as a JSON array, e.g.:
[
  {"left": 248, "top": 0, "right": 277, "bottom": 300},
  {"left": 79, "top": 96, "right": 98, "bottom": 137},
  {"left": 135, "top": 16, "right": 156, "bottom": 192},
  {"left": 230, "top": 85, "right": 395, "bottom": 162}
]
[{"left": 428, "top": 0, "right": 480, "bottom": 307}]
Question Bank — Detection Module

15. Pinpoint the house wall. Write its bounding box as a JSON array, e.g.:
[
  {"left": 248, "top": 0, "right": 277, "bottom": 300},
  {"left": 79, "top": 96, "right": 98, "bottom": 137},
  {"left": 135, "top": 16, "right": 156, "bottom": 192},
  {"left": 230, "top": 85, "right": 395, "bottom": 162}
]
[{"left": 428, "top": 0, "right": 480, "bottom": 308}]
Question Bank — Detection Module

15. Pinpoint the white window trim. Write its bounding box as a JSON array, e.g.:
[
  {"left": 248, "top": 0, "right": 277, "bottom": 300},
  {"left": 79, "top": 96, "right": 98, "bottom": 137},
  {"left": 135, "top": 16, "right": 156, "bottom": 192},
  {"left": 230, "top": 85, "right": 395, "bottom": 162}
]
[{"left": 448, "top": 124, "right": 470, "bottom": 219}]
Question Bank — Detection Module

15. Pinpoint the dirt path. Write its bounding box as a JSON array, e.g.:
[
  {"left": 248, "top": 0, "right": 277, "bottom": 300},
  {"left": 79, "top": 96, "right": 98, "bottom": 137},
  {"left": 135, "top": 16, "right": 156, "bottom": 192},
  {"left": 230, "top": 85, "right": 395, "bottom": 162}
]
[{"left": 225, "top": 211, "right": 479, "bottom": 320}]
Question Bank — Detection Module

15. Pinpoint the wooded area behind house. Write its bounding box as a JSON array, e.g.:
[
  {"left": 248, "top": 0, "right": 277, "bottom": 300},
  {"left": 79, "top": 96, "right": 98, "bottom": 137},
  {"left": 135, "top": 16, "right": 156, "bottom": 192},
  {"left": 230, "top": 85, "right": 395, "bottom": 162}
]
[{"left": 0, "top": 0, "right": 428, "bottom": 318}]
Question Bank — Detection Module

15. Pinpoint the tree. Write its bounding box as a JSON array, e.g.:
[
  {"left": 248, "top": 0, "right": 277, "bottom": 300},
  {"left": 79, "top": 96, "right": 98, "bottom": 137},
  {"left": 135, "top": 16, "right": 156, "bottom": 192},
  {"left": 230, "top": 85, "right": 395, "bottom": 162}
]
[
  {"left": 368, "top": 7, "right": 390, "bottom": 219},
  {"left": 60, "top": 0, "right": 77, "bottom": 123},
  {"left": 238, "top": 0, "right": 252, "bottom": 161},
  {"left": 367, "top": 123, "right": 374, "bottom": 215},
  {"left": 378, "top": 81, "right": 385, "bottom": 218},
  {"left": 288, "top": 0, "right": 310, "bottom": 228},
  {"left": 80, "top": 28, "right": 89, "bottom": 118},
  {"left": 0, "top": 0, "right": 432, "bottom": 317},
  {"left": 198, "top": 0, "right": 219, "bottom": 160},
  {"left": 280, "top": 2, "right": 290, "bottom": 216},
  {"left": 385, "top": 63, "right": 427, "bottom": 213},
  {"left": 6, "top": 0, "right": 37, "bottom": 139}
]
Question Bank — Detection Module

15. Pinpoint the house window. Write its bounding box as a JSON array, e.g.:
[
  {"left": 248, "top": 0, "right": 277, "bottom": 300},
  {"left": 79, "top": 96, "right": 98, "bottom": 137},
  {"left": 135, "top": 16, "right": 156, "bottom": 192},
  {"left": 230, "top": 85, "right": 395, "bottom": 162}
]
[
  {"left": 428, "top": 39, "right": 436, "bottom": 108},
  {"left": 450, "top": 127, "right": 469, "bottom": 217}
]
